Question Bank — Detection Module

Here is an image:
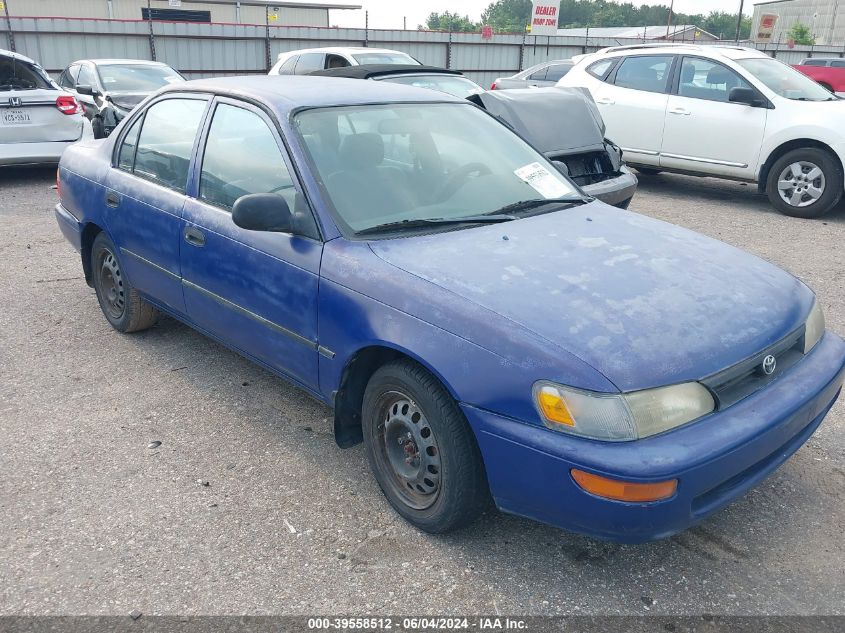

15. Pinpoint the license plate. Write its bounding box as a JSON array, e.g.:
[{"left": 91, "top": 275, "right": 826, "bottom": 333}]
[{"left": 1, "top": 108, "right": 32, "bottom": 125}]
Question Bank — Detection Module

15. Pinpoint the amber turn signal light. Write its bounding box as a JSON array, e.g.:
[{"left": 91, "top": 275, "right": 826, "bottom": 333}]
[{"left": 571, "top": 469, "right": 677, "bottom": 502}]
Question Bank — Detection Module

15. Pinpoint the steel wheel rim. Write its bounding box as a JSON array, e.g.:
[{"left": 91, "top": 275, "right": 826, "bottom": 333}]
[
  {"left": 97, "top": 248, "right": 125, "bottom": 320},
  {"left": 372, "top": 390, "right": 442, "bottom": 510},
  {"left": 777, "top": 161, "right": 825, "bottom": 208}
]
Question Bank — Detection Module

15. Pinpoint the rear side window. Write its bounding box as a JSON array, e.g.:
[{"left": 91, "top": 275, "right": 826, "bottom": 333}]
[
  {"left": 117, "top": 115, "right": 143, "bottom": 171},
  {"left": 545, "top": 63, "right": 572, "bottom": 82},
  {"left": 132, "top": 98, "right": 207, "bottom": 193},
  {"left": 587, "top": 58, "right": 615, "bottom": 79},
  {"left": 59, "top": 65, "right": 80, "bottom": 89},
  {"left": 294, "top": 53, "right": 326, "bottom": 75},
  {"left": 613, "top": 55, "right": 674, "bottom": 93},
  {"left": 527, "top": 67, "right": 548, "bottom": 81},
  {"left": 200, "top": 103, "right": 293, "bottom": 210},
  {"left": 76, "top": 64, "right": 96, "bottom": 88},
  {"left": 802, "top": 59, "right": 828, "bottom": 66},
  {"left": 277, "top": 55, "right": 298, "bottom": 75},
  {"left": 832, "top": 60, "right": 845, "bottom": 68},
  {"left": 0, "top": 56, "right": 52, "bottom": 90}
]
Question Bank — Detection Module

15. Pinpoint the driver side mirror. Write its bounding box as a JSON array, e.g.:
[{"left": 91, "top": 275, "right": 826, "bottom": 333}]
[
  {"left": 232, "top": 193, "right": 294, "bottom": 233},
  {"left": 76, "top": 84, "right": 100, "bottom": 98},
  {"left": 728, "top": 86, "right": 759, "bottom": 106}
]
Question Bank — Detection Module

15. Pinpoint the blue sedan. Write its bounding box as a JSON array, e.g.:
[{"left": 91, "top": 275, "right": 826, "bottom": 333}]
[{"left": 54, "top": 76, "right": 845, "bottom": 542}]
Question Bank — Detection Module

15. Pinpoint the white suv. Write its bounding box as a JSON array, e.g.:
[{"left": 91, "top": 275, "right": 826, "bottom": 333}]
[
  {"left": 558, "top": 44, "right": 845, "bottom": 218},
  {"left": 269, "top": 47, "right": 420, "bottom": 75}
]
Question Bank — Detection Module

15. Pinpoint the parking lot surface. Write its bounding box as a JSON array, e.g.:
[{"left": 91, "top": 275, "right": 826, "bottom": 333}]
[{"left": 1, "top": 167, "right": 844, "bottom": 616}]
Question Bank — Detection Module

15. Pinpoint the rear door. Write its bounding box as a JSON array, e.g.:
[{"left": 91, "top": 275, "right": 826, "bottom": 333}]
[
  {"left": 105, "top": 95, "right": 210, "bottom": 313},
  {"left": 589, "top": 54, "right": 675, "bottom": 166},
  {"left": 660, "top": 56, "right": 767, "bottom": 179},
  {"left": 180, "top": 98, "right": 322, "bottom": 390},
  {"left": 0, "top": 55, "right": 82, "bottom": 143}
]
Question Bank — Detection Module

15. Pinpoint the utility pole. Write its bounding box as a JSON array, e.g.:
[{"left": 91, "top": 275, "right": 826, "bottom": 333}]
[
  {"left": 735, "top": 0, "right": 745, "bottom": 42},
  {"left": 666, "top": 0, "right": 674, "bottom": 39},
  {"left": 2, "top": 0, "right": 14, "bottom": 52}
]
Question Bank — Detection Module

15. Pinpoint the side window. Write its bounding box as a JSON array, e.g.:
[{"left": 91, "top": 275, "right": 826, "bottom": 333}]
[
  {"left": 325, "top": 54, "right": 351, "bottom": 69},
  {"left": 613, "top": 55, "right": 673, "bottom": 93},
  {"left": 76, "top": 64, "right": 96, "bottom": 88},
  {"left": 294, "top": 53, "right": 326, "bottom": 75},
  {"left": 587, "top": 58, "right": 615, "bottom": 80},
  {"left": 133, "top": 98, "right": 207, "bottom": 193},
  {"left": 277, "top": 55, "right": 298, "bottom": 75},
  {"left": 545, "top": 63, "right": 572, "bottom": 82},
  {"left": 200, "top": 103, "right": 293, "bottom": 211},
  {"left": 677, "top": 57, "right": 752, "bottom": 103},
  {"left": 117, "top": 115, "right": 143, "bottom": 171},
  {"left": 831, "top": 60, "right": 845, "bottom": 68},
  {"left": 803, "top": 59, "right": 828, "bottom": 66},
  {"left": 527, "top": 67, "right": 548, "bottom": 81},
  {"left": 59, "top": 66, "right": 77, "bottom": 88}
]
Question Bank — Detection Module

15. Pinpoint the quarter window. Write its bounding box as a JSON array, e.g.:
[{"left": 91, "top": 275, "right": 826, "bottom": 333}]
[
  {"left": 117, "top": 115, "right": 143, "bottom": 171},
  {"left": 294, "top": 53, "right": 326, "bottom": 75},
  {"left": 613, "top": 55, "right": 673, "bottom": 93},
  {"left": 545, "top": 63, "right": 572, "bottom": 82},
  {"left": 587, "top": 58, "right": 615, "bottom": 79},
  {"left": 132, "top": 98, "right": 207, "bottom": 193},
  {"left": 527, "top": 67, "right": 548, "bottom": 81},
  {"left": 76, "top": 64, "right": 96, "bottom": 88},
  {"left": 200, "top": 103, "right": 294, "bottom": 211},
  {"left": 677, "top": 57, "right": 752, "bottom": 102},
  {"left": 277, "top": 55, "right": 298, "bottom": 75}
]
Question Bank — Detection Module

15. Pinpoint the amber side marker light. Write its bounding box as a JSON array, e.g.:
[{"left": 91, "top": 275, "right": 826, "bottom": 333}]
[{"left": 571, "top": 469, "right": 677, "bottom": 502}]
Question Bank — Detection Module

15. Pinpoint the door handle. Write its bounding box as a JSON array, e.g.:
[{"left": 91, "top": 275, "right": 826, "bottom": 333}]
[
  {"left": 184, "top": 226, "right": 206, "bottom": 247},
  {"left": 105, "top": 191, "right": 120, "bottom": 208},
  {"left": 669, "top": 107, "right": 691, "bottom": 115},
  {"left": 595, "top": 98, "right": 615, "bottom": 105}
]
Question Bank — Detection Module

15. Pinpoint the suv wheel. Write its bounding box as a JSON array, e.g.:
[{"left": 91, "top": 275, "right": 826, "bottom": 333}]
[{"left": 766, "top": 148, "right": 843, "bottom": 218}]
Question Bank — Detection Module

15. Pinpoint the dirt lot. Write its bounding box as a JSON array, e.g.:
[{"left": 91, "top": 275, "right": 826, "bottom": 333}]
[{"left": 1, "top": 167, "right": 844, "bottom": 616}]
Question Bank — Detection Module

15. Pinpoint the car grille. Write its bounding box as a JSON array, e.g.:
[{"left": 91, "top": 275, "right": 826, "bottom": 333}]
[{"left": 700, "top": 326, "right": 806, "bottom": 410}]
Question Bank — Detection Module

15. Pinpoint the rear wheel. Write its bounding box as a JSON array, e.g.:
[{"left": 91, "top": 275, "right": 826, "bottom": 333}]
[
  {"left": 362, "top": 359, "right": 490, "bottom": 533},
  {"left": 91, "top": 232, "right": 159, "bottom": 333},
  {"left": 766, "top": 148, "right": 843, "bottom": 218}
]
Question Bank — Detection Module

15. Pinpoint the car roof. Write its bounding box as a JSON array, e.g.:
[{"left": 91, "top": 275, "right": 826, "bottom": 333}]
[
  {"left": 163, "top": 75, "right": 461, "bottom": 113},
  {"left": 71, "top": 59, "right": 173, "bottom": 66},
  {"left": 0, "top": 48, "right": 39, "bottom": 65},
  {"left": 277, "top": 46, "right": 411, "bottom": 59},
  {"left": 308, "top": 64, "right": 463, "bottom": 79},
  {"left": 592, "top": 44, "right": 769, "bottom": 62}
]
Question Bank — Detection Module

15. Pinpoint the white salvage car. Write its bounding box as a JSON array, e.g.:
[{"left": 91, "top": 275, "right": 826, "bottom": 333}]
[
  {"left": 558, "top": 43, "right": 845, "bottom": 218},
  {"left": 0, "top": 49, "right": 92, "bottom": 167}
]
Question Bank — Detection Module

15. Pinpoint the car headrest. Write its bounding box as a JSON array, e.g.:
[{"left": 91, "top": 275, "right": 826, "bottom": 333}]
[
  {"left": 339, "top": 133, "right": 384, "bottom": 169},
  {"left": 706, "top": 67, "right": 734, "bottom": 85},
  {"left": 681, "top": 64, "right": 695, "bottom": 83}
]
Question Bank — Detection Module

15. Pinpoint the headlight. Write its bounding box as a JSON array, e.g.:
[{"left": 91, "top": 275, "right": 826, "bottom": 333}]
[
  {"left": 803, "top": 299, "right": 825, "bottom": 354},
  {"left": 534, "top": 381, "right": 715, "bottom": 441}
]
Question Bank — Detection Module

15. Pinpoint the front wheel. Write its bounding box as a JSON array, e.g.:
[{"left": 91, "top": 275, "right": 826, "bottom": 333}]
[
  {"left": 766, "top": 148, "right": 843, "bottom": 218},
  {"left": 362, "top": 359, "right": 490, "bottom": 533},
  {"left": 91, "top": 232, "right": 159, "bottom": 333}
]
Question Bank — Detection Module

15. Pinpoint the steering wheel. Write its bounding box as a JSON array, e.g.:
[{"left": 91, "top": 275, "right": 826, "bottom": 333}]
[{"left": 435, "top": 162, "right": 492, "bottom": 202}]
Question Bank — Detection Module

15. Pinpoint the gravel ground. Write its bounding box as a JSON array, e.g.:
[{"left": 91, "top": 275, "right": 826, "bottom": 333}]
[{"left": 0, "top": 166, "right": 843, "bottom": 616}]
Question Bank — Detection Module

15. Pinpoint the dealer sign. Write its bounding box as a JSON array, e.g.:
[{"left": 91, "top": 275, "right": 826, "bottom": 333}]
[{"left": 528, "top": 0, "right": 559, "bottom": 36}]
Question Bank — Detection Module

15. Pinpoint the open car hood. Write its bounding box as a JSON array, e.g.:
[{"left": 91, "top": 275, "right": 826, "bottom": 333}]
[{"left": 469, "top": 87, "right": 607, "bottom": 155}]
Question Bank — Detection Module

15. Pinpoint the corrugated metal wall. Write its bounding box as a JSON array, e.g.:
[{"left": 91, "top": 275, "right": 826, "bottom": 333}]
[
  {"left": 3, "top": 16, "right": 842, "bottom": 83},
  {"left": 752, "top": 0, "right": 845, "bottom": 46}
]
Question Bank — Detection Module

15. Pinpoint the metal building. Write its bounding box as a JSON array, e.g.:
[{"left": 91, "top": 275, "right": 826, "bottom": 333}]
[
  {"left": 0, "top": 0, "right": 360, "bottom": 27},
  {"left": 752, "top": 0, "right": 845, "bottom": 45}
]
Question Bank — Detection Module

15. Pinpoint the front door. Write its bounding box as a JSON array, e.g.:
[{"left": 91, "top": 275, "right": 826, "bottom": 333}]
[
  {"left": 591, "top": 54, "right": 675, "bottom": 166},
  {"left": 180, "top": 98, "right": 322, "bottom": 390},
  {"left": 660, "top": 56, "right": 768, "bottom": 179},
  {"left": 105, "top": 96, "right": 209, "bottom": 313}
]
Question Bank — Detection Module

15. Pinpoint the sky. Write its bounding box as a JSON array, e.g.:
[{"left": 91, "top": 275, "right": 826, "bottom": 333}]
[{"left": 328, "top": 1, "right": 762, "bottom": 30}]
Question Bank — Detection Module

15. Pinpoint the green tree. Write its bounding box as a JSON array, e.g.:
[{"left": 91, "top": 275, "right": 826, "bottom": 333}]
[
  {"left": 787, "top": 21, "right": 816, "bottom": 45},
  {"left": 421, "top": 11, "right": 479, "bottom": 32},
  {"left": 481, "top": 0, "right": 532, "bottom": 33}
]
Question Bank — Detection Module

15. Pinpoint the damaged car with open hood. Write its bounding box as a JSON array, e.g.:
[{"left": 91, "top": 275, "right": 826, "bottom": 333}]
[{"left": 54, "top": 76, "right": 845, "bottom": 542}]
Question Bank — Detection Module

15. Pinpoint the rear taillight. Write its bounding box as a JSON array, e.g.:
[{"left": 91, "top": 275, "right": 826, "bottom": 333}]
[
  {"left": 56, "top": 95, "right": 82, "bottom": 115},
  {"left": 490, "top": 82, "right": 498, "bottom": 90}
]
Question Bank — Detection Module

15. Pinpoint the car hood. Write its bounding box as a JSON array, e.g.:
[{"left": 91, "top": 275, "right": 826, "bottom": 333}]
[
  {"left": 368, "top": 203, "right": 813, "bottom": 392},
  {"left": 106, "top": 92, "right": 149, "bottom": 111}
]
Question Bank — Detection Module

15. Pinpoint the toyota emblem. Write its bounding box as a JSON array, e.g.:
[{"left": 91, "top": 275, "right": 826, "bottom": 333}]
[{"left": 761, "top": 354, "right": 777, "bottom": 375}]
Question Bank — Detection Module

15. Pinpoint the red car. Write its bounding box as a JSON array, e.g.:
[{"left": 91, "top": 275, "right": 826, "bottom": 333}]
[{"left": 793, "top": 58, "right": 845, "bottom": 95}]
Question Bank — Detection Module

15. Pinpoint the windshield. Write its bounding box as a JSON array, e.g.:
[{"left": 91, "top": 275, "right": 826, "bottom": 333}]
[
  {"left": 0, "top": 56, "right": 52, "bottom": 91},
  {"left": 737, "top": 58, "right": 836, "bottom": 101},
  {"left": 96, "top": 64, "right": 184, "bottom": 92},
  {"left": 294, "top": 103, "right": 579, "bottom": 235},
  {"left": 351, "top": 52, "right": 419, "bottom": 65},
  {"left": 381, "top": 74, "right": 484, "bottom": 98}
]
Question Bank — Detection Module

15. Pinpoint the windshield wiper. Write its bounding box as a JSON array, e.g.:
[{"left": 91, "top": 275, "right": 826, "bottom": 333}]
[
  {"left": 355, "top": 214, "right": 517, "bottom": 236},
  {"left": 489, "top": 195, "right": 592, "bottom": 216}
]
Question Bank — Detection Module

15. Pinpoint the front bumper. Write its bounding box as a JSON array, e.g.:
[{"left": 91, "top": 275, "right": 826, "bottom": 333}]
[
  {"left": 463, "top": 331, "right": 845, "bottom": 543},
  {"left": 581, "top": 165, "right": 638, "bottom": 208}
]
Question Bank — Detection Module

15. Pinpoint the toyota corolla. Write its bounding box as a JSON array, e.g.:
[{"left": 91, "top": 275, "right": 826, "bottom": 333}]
[{"left": 54, "top": 77, "right": 845, "bottom": 542}]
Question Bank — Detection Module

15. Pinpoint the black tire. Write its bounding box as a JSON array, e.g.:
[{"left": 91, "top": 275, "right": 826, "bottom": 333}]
[
  {"left": 362, "top": 359, "right": 490, "bottom": 533},
  {"left": 90, "top": 232, "right": 159, "bottom": 333},
  {"left": 766, "top": 148, "right": 843, "bottom": 219},
  {"left": 635, "top": 167, "right": 662, "bottom": 176},
  {"left": 91, "top": 116, "right": 106, "bottom": 139}
]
